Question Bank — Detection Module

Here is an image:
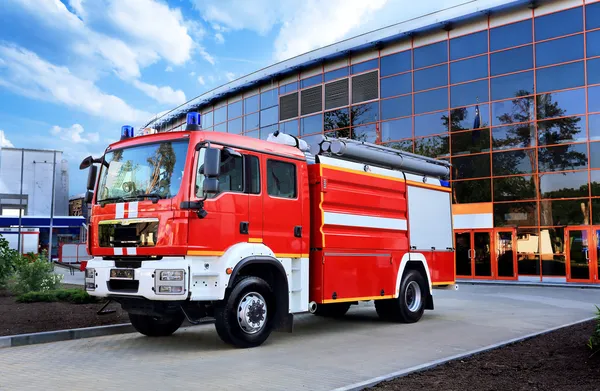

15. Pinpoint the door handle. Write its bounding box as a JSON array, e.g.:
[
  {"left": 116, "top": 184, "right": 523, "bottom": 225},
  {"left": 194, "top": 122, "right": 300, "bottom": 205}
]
[
  {"left": 240, "top": 221, "right": 249, "bottom": 235},
  {"left": 294, "top": 226, "right": 302, "bottom": 238}
]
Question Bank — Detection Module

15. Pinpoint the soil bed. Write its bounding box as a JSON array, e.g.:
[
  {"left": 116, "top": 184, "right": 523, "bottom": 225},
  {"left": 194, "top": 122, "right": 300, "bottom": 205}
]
[
  {"left": 0, "top": 287, "right": 129, "bottom": 337},
  {"left": 370, "top": 319, "right": 599, "bottom": 391}
]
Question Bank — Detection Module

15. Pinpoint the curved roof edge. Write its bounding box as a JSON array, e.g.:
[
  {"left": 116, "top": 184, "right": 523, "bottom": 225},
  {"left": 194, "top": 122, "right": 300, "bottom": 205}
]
[{"left": 142, "top": 0, "right": 527, "bottom": 129}]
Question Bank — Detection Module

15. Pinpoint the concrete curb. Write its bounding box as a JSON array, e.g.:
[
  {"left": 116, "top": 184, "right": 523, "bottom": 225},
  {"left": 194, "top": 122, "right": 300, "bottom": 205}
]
[
  {"left": 331, "top": 316, "right": 596, "bottom": 391},
  {"left": 0, "top": 319, "right": 215, "bottom": 349}
]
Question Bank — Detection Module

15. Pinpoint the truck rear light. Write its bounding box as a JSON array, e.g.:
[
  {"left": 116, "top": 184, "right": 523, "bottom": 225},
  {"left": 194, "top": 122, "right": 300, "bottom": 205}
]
[{"left": 85, "top": 268, "right": 95, "bottom": 291}]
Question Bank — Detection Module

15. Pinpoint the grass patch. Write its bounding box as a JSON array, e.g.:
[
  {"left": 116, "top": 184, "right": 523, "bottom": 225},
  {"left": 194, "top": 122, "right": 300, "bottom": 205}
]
[{"left": 16, "top": 288, "right": 99, "bottom": 304}]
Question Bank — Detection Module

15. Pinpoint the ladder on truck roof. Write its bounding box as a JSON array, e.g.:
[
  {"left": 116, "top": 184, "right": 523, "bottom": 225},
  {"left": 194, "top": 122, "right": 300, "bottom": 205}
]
[{"left": 309, "top": 136, "right": 451, "bottom": 180}]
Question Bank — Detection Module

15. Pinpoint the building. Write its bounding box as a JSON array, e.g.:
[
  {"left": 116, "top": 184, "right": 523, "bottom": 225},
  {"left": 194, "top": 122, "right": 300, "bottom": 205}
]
[
  {"left": 141, "top": 0, "right": 600, "bottom": 285},
  {"left": 0, "top": 146, "right": 84, "bottom": 258}
]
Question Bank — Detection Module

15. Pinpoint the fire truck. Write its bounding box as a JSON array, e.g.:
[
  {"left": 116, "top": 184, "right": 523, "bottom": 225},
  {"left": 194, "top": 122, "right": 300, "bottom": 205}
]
[{"left": 80, "top": 112, "right": 457, "bottom": 348}]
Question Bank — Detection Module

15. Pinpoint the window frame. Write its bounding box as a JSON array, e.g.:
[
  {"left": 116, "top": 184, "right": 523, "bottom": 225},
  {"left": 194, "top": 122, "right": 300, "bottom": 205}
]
[{"left": 266, "top": 158, "right": 298, "bottom": 200}]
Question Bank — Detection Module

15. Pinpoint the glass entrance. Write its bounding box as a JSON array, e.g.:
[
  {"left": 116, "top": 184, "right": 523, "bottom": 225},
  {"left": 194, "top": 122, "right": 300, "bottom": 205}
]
[
  {"left": 455, "top": 231, "right": 472, "bottom": 277},
  {"left": 495, "top": 229, "right": 517, "bottom": 279},
  {"left": 454, "top": 230, "right": 494, "bottom": 278},
  {"left": 566, "top": 228, "right": 594, "bottom": 282},
  {"left": 474, "top": 231, "right": 493, "bottom": 277}
]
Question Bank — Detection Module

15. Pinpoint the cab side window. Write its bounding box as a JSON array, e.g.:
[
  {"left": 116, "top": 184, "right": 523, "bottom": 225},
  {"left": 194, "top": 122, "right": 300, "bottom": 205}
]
[
  {"left": 267, "top": 159, "right": 297, "bottom": 199},
  {"left": 196, "top": 149, "right": 244, "bottom": 198}
]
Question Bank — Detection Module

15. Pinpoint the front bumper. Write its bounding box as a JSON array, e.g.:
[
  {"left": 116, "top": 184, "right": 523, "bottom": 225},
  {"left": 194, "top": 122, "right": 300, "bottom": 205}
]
[{"left": 85, "top": 257, "right": 190, "bottom": 301}]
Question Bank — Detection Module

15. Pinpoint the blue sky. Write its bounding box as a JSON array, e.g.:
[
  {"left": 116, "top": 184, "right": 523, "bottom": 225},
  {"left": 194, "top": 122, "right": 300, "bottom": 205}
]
[{"left": 0, "top": 0, "right": 462, "bottom": 196}]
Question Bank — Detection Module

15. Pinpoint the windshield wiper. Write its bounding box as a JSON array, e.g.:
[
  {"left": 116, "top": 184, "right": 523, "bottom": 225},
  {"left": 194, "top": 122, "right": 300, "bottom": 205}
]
[
  {"left": 124, "top": 193, "right": 164, "bottom": 204},
  {"left": 98, "top": 196, "right": 126, "bottom": 206}
]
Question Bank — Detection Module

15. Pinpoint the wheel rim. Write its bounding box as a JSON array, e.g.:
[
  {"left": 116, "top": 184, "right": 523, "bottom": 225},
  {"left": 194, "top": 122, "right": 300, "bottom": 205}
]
[
  {"left": 405, "top": 281, "right": 422, "bottom": 312},
  {"left": 237, "top": 292, "right": 268, "bottom": 334}
]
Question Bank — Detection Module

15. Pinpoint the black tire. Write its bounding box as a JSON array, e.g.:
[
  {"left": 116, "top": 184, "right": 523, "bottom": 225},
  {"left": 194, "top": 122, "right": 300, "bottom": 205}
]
[
  {"left": 128, "top": 311, "right": 185, "bottom": 337},
  {"left": 313, "top": 302, "right": 351, "bottom": 317},
  {"left": 375, "top": 269, "right": 427, "bottom": 323},
  {"left": 214, "top": 276, "right": 275, "bottom": 348}
]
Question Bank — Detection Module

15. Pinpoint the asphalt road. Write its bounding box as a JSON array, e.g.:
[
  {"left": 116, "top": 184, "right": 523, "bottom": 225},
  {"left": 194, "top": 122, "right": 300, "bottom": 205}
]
[{"left": 0, "top": 284, "right": 597, "bottom": 391}]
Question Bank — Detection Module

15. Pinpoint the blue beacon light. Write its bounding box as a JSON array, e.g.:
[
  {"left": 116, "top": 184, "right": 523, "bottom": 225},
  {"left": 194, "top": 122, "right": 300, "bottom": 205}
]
[
  {"left": 185, "top": 112, "right": 202, "bottom": 131},
  {"left": 120, "top": 125, "right": 134, "bottom": 140}
]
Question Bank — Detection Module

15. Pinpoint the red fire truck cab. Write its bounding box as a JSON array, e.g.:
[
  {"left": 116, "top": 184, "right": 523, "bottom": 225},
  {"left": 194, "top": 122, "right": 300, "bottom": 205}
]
[{"left": 80, "top": 113, "right": 456, "bottom": 348}]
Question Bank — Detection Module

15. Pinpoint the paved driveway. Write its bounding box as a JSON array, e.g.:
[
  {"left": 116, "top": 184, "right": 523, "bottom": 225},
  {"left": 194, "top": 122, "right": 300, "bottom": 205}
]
[{"left": 0, "top": 284, "right": 597, "bottom": 391}]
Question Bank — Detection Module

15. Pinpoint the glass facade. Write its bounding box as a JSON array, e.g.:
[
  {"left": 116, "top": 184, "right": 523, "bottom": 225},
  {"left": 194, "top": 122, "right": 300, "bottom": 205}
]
[{"left": 166, "top": 2, "right": 600, "bottom": 284}]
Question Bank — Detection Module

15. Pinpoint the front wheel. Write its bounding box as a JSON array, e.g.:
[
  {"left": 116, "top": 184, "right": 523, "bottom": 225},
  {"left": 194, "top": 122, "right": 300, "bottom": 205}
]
[
  {"left": 375, "top": 269, "right": 427, "bottom": 323},
  {"left": 214, "top": 276, "right": 274, "bottom": 348},
  {"left": 128, "top": 311, "right": 185, "bottom": 337}
]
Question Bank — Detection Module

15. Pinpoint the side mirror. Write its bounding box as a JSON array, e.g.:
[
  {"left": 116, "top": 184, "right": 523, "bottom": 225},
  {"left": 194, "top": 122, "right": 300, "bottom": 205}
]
[
  {"left": 203, "top": 147, "right": 221, "bottom": 177},
  {"left": 80, "top": 156, "right": 94, "bottom": 170},
  {"left": 87, "top": 165, "right": 98, "bottom": 191},
  {"left": 203, "top": 178, "right": 219, "bottom": 194}
]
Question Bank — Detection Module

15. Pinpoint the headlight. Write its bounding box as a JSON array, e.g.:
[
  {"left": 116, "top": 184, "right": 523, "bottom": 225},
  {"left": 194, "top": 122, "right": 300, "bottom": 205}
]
[
  {"left": 159, "top": 270, "right": 184, "bottom": 281},
  {"left": 85, "top": 268, "right": 95, "bottom": 290},
  {"left": 85, "top": 268, "right": 95, "bottom": 278},
  {"left": 158, "top": 286, "right": 184, "bottom": 294}
]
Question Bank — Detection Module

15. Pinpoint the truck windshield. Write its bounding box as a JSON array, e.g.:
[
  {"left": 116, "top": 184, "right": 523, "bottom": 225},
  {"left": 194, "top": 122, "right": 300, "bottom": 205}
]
[{"left": 97, "top": 139, "right": 189, "bottom": 203}]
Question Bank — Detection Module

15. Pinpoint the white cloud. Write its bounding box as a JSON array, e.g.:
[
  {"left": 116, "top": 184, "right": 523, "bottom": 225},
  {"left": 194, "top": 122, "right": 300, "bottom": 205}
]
[
  {"left": 131, "top": 79, "right": 187, "bottom": 105},
  {"left": 197, "top": 76, "right": 206, "bottom": 85},
  {"left": 68, "top": 0, "right": 86, "bottom": 18},
  {"left": 0, "top": 131, "right": 14, "bottom": 148},
  {"left": 190, "top": 71, "right": 196, "bottom": 77},
  {"left": 50, "top": 124, "right": 99, "bottom": 144},
  {"left": 0, "top": 44, "right": 151, "bottom": 124},
  {"left": 215, "top": 33, "right": 225, "bottom": 44},
  {"left": 165, "top": 66, "right": 174, "bottom": 72},
  {"left": 225, "top": 72, "right": 236, "bottom": 81}
]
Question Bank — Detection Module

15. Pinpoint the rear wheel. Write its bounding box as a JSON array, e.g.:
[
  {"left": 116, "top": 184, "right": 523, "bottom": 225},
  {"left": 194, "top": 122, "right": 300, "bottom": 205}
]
[
  {"left": 128, "top": 312, "right": 185, "bottom": 337},
  {"left": 214, "top": 276, "right": 275, "bottom": 348},
  {"left": 375, "top": 269, "right": 427, "bottom": 323},
  {"left": 313, "top": 302, "right": 351, "bottom": 317}
]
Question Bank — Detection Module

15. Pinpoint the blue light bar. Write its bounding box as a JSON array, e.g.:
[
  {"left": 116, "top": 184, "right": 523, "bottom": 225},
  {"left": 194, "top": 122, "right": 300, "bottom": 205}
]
[
  {"left": 440, "top": 179, "right": 450, "bottom": 188},
  {"left": 185, "top": 112, "right": 201, "bottom": 131},
  {"left": 121, "top": 125, "right": 134, "bottom": 140}
]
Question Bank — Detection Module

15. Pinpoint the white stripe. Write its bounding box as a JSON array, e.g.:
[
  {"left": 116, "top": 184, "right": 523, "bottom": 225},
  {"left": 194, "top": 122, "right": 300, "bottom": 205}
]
[
  {"left": 125, "top": 247, "right": 137, "bottom": 256},
  {"left": 128, "top": 202, "right": 138, "bottom": 218},
  {"left": 114, "top": 248, "right": 123, "bottom": 256},
  {"left": 324, "top": 212, "right": 407, "bottom": 231},
  {"left": 115, "top": 203, "right": 125, "bottom": 219}
]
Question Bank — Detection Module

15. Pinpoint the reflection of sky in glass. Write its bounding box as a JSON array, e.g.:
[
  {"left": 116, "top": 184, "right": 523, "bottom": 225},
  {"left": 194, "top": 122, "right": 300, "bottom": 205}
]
[{"left": 539, "top": 171, "right": 589, "bottom": 198}]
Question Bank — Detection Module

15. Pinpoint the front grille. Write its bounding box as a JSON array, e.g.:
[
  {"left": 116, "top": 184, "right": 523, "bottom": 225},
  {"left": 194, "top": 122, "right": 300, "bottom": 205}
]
[
  {"left": 107, "top": 280, "right": 139, "bottom": 293},
  {"left": 98, "top": 218, "right": 159, "bottom": 248}
]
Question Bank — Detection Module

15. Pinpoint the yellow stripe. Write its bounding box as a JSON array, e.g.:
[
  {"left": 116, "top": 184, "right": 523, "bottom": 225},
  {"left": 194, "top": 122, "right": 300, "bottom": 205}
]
[
  {"left": 432, "top": 281, "right": 455, "bottom": 286},
  {"left": 187, "top": 250, "right": 224, "bottom": 256},
  {"left": 406, "top": 180, "right": 452, "bottom": 193},
  {"left": 248, "top": 238, "right": 263, "bottom": 243},
  {"left": 320, "top": 163, "right": 405, "bottom": 183},
  {"left": 322, "top": 295, "right": 394, "bottom": 304},
  {"left": 275, "top": 253, "right": 309, "bottom": 258}
]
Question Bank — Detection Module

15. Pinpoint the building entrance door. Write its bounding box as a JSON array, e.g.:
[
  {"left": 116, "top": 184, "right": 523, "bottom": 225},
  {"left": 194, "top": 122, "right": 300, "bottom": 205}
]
[
  {"left": 454, "top": 230, "right": 494, "bottom": 279},
  {"left": 565, "top": 228, "right": 598, "bottom": 283},
  {"left": 495, "top": 229, "right": 517, "bottom": 280}
]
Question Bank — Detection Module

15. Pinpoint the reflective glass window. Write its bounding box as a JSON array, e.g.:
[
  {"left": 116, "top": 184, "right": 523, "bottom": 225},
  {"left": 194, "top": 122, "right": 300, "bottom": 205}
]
[
  {"left": 214, "top": 105, "right": 227, "bottom": 124},
  {"left": 490, "top": 45, "right": 533, "bottom": 76},
  {"left": 587, "top": 2, "right": 600, "bottom": 30},
  {"left": 228, "top": 118, "right": 242, "bottom": 134},
  {"left": 383, "top": 140, "right": 413, "bottom": 153},
  {"left": 245, "top": 130, "right": 258, "bottom": 139},
  {"left": 591, "top": 171, "right": 600, "bottom": 196},
  {"left": 539, "top": 227, "right": 566, "bottom": 277},
  {"left": 261, "top": 89, "right": 278, "bottom": 109},
  {"left": 280, "top": 119, "right": 299, "bottom": 137},
  {"left": 324, "top": 108, "right": 350, "bottom": 131},
  {"left": 414, "top": 111, "right": 448, "bottom": 137},
  {"left": 279, "top": 82, "right": 298, "bottom": 95},
  {"left": 534, "top": 7, "right": 583, "bottom": 41},
  {"left": 414, "top": 87, "right": 448, "bottom": 114},
  {"left": 351, "top": 59, "right": 378, "bottom": 74},
  {"left": 452, "top": 154, "right": 491, "bottom": 179},
  {"left": 536, "top": 88, "right": 586, "bottom": 120},
  {"left": 451, "top": 128, "right": 490, "bottom": 155},
  {"left": 260, "top": 125, "right": 276, "bottom": 140},
  {"left": 202, "top": 111, "right": 214, "bottom": 127},
  {"left": 588, "top": 58, "right": 600, "bottom": 86},
  {"left": 351, "top": 102, "right": 379, "bottom": 125},
  {"left": 493, "top": 176, "right": 536, "bottom": 201},
  {"left": 260, "top": 106, "right": 278, "bottom": 127},
  {"left": 450, "top": 30, "right": 488, "bottom": 61},
  {"left": 492, "top": 149, "right": 536, "bottom": 175},
  {"left": 453, "top": 179, "right": 491, "bottom": 203},
  {"left": 450, "top": 80, "right": 488, "bottom": 108},
  {"left": 352, "top": 124, "right": 377, "bottom": 143},
  {"left": 244, "top": 95, "right": 259, "bottom": 113},
  {"left": 491, "top": 97, "right": 534, "bottom": 126},
  {"left": 494, "top": 203, "right": 538, "bottom": 227},
  {"left": 492, "top": 123, "right": 536, "bottom": 151},
  {"left": 228, "top": 100, "right": 242, "bottom": 119},
  {"left": 324, "top": 67, "right": 348, "bottom": 82},
  {"left": 587, "top": 30, "right": 600, "bottom": 59},
  {"left": 380, "top": 51, "right": 411, "bottom": 77},
  {"left": 414, "top": 40, "right": 448, "bottom": 69},
  {"left": 414, "top": 64, "right": 448, "bottom": 91},
  {"left": 540, "top": 200, "right": 589, "bottom": 226},
  {"left": 535, "top": 35, "right": 584, "bottom": 67},
  {"left": 450, "top": 55, "right": 488, "bottom": 84},
  {"left": 214, "top": 122, "right": 226, "bottom": 132},
  {"left": 590, "top": 142, "right": 600, "bottom": 168},
  {"left": 381, "top": 96, "right": 412, "bottom": 120},
  {"left": 589, "top": 86, "right": 600, "bottom": 114},
  {"left": 538, "top": 116, "right": 587, "bottom": 146},
  {"left": 539, "top": 171, "right": 589, "bottom": 198},
  {"left": 414, "top": 135, "right": 449, "bottom": 158},
  {"left": 590, "top": 114, "right": 600, "bottom": 141},
  {"left": 538, "top": 143, "right": 588, "bottom": 172},
  {"left": 451, "top": 104, "right": 490, "bottom": 131},
  {"left": 536, "top": 61, "right": 585, "bottom": 93},
  {"left": 381, "top": 118, "right": 412, "bottom": 141},
  {"left": 491, "top": 71, "right": 534, "bottom": 101},
  {"left": 244, "top": 112, "right": 259, "bottom": 130},
  {"left": 490, "top": 19, "right": 532, "bottom": 52},
  {"left": 301, "top": 75, "right": 322, "bottom": 89},
  {"left": 300, "top": 113, "right": 323, "bottom": 135},
  {"left": 380, "top": 73, "right": 412, "bottom": 98}
]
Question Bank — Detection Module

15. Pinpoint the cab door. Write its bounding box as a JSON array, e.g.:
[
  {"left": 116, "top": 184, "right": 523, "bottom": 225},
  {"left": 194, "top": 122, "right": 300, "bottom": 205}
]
[
  {"left": 244, "top": 151, "right": 263, "bottom": 243},
  {"left": 186, "top": 145, "right": 249, "bottom": 254}
]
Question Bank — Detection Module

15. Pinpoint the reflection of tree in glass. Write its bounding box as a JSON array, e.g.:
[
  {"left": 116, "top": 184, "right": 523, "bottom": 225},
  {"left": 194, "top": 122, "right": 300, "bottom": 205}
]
[
  {"left": 323, "top": 104, "right": 375, "bottom": 141},
  {"left": 146, "top": 143, "right": 176, "bottom": 196}
]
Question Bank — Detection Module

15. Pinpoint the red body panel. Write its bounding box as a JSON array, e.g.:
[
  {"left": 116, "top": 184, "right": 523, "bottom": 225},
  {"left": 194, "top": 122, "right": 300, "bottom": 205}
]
[{"left": 425, "top": 251, "right": 456, "bottom": 284}]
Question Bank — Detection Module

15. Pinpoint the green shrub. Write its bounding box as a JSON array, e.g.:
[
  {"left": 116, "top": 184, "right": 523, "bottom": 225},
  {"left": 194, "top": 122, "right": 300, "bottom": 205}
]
[
  {"left": 587, "top": 305, "right": 600, "bottom": 358},
  {"left": 12, "top": 251, "right": 63, "bottom": 295},
  {"left": 0, "top": 235, "right": 18, "bottom": 288},
  {"left": 16, "top": 288, "right": 98, "bottom": 304}
]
